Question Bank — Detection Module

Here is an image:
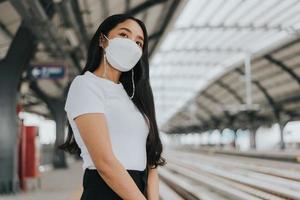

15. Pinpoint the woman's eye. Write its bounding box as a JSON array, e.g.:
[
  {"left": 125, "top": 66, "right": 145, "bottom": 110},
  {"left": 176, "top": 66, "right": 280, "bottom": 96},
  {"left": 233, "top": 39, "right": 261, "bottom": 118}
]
[
  {"left": 136, "top": 42, "right": 143, "bottom": 48},
  {"left": 119, "top": 33, "right": 128, "bottom": 38}
]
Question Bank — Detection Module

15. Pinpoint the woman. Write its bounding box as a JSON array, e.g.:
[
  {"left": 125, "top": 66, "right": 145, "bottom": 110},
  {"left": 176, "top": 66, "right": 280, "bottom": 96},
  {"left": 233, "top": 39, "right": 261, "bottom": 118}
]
[{"left": 59, "top": 13, "right": 166, "bottom": 200}]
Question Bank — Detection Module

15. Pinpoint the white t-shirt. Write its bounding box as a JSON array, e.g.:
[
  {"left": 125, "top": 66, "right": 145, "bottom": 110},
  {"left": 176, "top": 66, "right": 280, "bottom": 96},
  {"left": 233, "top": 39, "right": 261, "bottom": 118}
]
[{"left": 64, "top": 70, "right": 150, "bottom": 171}]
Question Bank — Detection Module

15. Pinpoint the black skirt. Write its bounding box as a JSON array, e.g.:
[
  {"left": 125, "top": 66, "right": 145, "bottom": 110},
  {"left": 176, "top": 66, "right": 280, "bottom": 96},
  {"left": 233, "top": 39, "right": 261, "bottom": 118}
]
[{"left": 80, "top": 167, "right": 148, "bottom": 200}]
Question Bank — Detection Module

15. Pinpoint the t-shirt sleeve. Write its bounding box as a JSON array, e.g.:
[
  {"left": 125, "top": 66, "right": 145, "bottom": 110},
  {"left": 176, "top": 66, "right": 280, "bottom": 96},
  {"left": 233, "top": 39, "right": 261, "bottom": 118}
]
[{"left": 64, "top": 76, "right": 106, "bottom": 120}]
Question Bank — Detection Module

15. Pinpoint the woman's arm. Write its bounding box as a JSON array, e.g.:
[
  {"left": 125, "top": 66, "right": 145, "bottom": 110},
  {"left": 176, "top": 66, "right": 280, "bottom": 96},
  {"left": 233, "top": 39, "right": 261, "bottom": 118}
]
[
  {"left": 146, "top": 167, "right": 159, "bottom": 200},
  {"left": 74, "top": 113, "right": 146, "bottom": 200}
]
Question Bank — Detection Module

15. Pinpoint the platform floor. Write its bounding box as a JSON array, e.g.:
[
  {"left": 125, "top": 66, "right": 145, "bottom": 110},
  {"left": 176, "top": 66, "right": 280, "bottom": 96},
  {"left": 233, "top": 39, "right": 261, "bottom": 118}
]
[{"left": 0, "top": 160, "right": 84, "bottom": 200}]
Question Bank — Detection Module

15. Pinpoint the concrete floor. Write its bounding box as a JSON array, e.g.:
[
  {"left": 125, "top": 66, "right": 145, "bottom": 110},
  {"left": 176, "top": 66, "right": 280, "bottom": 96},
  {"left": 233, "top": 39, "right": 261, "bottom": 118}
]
[{"left": 0, "top": 160, "right": 83, "bottom": 200}]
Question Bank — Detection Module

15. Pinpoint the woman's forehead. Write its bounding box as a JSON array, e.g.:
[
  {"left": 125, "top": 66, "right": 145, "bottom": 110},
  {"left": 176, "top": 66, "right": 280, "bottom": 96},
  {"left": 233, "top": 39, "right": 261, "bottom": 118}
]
[{"left": 114, "top": 19, "right": 144, "bottom": 40}]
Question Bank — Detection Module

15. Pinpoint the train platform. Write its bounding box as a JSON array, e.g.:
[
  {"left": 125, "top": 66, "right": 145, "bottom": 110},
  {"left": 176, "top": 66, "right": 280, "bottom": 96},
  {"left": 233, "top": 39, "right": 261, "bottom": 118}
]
[
  {"left": 0, "top": 160, "right": 84, "bottom": 200},
  {"left": 1, "top": 148, "right": 300, "bottom": 199},
  {"left": 0, "top": 159, "right": 170, "bottom": 200}
]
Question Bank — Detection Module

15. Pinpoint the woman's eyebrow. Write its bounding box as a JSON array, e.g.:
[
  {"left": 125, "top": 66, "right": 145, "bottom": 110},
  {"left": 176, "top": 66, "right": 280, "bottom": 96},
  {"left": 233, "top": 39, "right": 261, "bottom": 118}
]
[{"left": 119, "top": 27, "right": 144, "bottom": 41}]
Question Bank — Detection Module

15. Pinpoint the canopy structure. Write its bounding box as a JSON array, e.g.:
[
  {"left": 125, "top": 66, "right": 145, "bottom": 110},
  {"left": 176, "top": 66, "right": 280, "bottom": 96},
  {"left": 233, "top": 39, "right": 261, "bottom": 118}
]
[
  {"left": 0, "top": 0, "right": 184, "bottom": 118},
  {"left": 149, "top": 0, "right": 300, "bottom": 131}
]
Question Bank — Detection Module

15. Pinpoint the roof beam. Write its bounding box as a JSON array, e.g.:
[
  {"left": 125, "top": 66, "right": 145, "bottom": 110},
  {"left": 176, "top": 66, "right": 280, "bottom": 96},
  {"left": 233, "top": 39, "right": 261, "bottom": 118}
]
[
  {"left": 148, "top": 30, "right": 162, "bottom": 41},
  {"left": 149, "top": 0, "right": 181, "bottom": 56},
  {"left": 270, "top": 38, "right": 300, "bottom": 55},
  {"left": 126, "top": 0, "right": 167, "bottom": 15},
  {"left": 100, "top": 0, "right": 109, "bottom": 19},
  {"left": 174, "top": 24, "right": 297, "bottom": 33},
  {"left": 72, "top": 0, "right": 90, "bottom": 48},
  {"left": 277, "top": 94, "right": 300, "bottom": 105},
  {"left": 196, "top": 98, "right": 220, "bottom": 127},
  {"left": 23, "top": 101, "right": 43, "bottom": 108},
  {"left": 29, "top": 81, "right": 55, "bottom": 117},
  {"left": 124, "top": 0, "right": 130, "bottom": 12},
  {"left": 159, "top": 47, "right": 244, "bottom": 54},
  {"left": 10, "top": 0, "right": 68, "bottom": 57},
  {"left": 154, "top": 61, "right": 220, "bottom": 67},
  {"left": 217, "top": 81, "right": 243, "bottom": 103},
  {"left": 55, "top": 0, "right": 87, "bottom": 59},
  {"left": 264, "top": 55, "right": 300, "bottom": 86},
  {"left": 235, "top": 68, "right": 280, "bottom": 119},
  {"left": 202, "top": 91, "right": 232, "bottom": 120},
  {"left": 0, "top": 21, "right": 13, "bottom": 38}
]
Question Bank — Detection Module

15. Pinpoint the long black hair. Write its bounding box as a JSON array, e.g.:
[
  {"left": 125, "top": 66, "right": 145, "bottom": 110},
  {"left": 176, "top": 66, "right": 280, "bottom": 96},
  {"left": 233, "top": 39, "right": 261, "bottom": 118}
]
[{"left": 59, "top": 14, "right": 166, "bottom": 169}]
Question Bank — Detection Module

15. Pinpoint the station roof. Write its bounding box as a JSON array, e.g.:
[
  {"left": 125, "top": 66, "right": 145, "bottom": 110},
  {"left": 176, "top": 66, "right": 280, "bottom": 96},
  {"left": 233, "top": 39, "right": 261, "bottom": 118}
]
[
  {"left": 1, "top": 0, "right": 300, "bottom": 133},
  {"left": 0, "top": 0, "right": 184, "bottom": 118},
  {"left": 153, "top": 0, "right": 300, "bottom": 133}
]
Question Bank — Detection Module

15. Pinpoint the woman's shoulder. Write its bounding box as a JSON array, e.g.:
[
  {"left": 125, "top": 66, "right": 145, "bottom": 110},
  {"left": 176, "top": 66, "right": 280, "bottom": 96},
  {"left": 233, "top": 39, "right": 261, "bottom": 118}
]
[
  {"left": 68, "top": 74, "right": 87, "bottom": 92},
  {"left": 67, "top": 71, "right": 110, "bottom": 102},
  {"left": 64, "top": 74, "right": 107, "bottom": 118},
  {"left": 69, "top": 72, "right": 103, "bottom": 91}
]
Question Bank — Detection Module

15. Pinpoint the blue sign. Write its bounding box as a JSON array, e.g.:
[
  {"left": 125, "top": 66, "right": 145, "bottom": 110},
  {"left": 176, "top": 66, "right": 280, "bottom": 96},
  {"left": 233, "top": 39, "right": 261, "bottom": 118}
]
[{"left": 28, "top": 64, "right": 65, "bottom": 80}]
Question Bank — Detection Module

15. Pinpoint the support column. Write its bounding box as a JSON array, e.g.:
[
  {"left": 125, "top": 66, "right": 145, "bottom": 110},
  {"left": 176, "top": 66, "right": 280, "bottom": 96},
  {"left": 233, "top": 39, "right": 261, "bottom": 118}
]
[
  {"left": 216, "top": 129, "right": 222, "bottom": 147},
  {"left": 52, "top": 99, "right": 68, "bottom": 168},
  {"left": 278, "top": 121, "right": 289, "bottom": 150},
  {"left": 30, "top": 82, "right": 67, "bottom": 169},
  {"left": 208, "top": 130, "right": 213, "bottom": 146},
  {"left": 279, "top": 122, "right": 285, "bottom": 150},
  {"left": 249, "top": 128, "right": 257, "bottom": 149},
  {"left": 219, "top": 129, "right": 224, "bottom": 147},
  {"left": 0, "top": 24, "right": 36, "bottom": 193},
  {"left": 233, "top": 129, "right": 238, "bottom": 149},
  {"left": 275, "top": 112, "right": 289, "bottom": 150}
]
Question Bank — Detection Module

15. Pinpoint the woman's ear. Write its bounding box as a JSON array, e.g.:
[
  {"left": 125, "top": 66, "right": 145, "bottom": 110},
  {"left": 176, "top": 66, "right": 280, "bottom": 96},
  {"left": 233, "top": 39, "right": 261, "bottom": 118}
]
[{"left": 99, "top": 33, "right": 105, "bottom": 48}]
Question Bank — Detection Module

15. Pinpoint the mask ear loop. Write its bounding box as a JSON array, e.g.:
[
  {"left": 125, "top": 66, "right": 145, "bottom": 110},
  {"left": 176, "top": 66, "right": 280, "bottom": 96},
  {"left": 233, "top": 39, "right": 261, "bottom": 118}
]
[
  {"left": 129, "top": 68, "right": 135, "bottom": 99},
  {"left": 103, "top": 53, "right": 108, "bottom": 78},
  {"left": 100, "top": 34, "right": 108, "bottom": 78}
]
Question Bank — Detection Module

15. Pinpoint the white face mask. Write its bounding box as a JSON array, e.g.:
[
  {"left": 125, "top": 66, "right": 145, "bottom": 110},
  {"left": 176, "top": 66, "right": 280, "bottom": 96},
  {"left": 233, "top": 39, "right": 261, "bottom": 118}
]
[{"left": 102, "top": 34, "right": 143, "bottom": 72}]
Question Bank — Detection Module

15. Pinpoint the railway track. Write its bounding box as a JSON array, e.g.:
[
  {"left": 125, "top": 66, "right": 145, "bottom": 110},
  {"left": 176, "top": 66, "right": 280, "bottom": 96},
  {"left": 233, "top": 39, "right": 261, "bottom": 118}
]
[{"left": 158, "top": 149, "right": 300, "bottom": 200}]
